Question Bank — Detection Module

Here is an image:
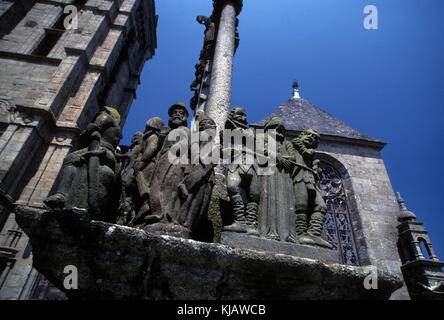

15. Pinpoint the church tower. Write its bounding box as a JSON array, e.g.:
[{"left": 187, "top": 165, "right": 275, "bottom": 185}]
[
  {"left": 0, "top": 0, "right": 157, "bottom": 299},
  {"left": 396, "top": 193, "right": 444, "bottom": 299}
]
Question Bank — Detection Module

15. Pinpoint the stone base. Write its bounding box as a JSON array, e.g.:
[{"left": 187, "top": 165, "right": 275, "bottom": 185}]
[
  {"left": 220, "top": 232, "right": 341, "bottom": 264},
  {"left": 142, "top": 222, "right": 192, "bottom": 239},
  {"left": 15, "top": 205, "right": 403, "bottom": 300}
]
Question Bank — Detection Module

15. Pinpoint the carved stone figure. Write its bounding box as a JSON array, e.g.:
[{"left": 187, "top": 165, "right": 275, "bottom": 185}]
[
  {"left": 197, "top": 15, "right": 216, "bottom": 62},
  {"left": 129, "top": 117, "right": 166, "bottom": 226},
  {"left": 258, "top": 117, "right": 297, "bottom": 242},
  {"left": 145, "top": 103, "right": 190, "bottom": 227},
  {"left": 190, "top": 63, "right": 205, "bottom": 110},
  {"left": 285, "top": 129, "right": 332, "bottom": 248},
  {"left": 116, "top": 131, "right": 143, "bottom": 225},
  {"left": 44, "top": 107, "right": 122, "bottom": 222},
  {"left": 222, "top": 107, "right": 260, "bottom": 236},
  {"left": 190, "top": 14, "right": 217, "bottom": 111},
  {"left": 234, "top": 17, "right": 240, "bottom": 52},
  {"left": 176, "top": 113, "right": 217, "bottom": 241},
  {"left": 190, "top": 63, "right": 205, "bottom": 92}
]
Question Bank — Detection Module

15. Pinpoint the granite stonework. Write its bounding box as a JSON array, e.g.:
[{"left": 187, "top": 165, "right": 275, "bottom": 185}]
[
  {"left": 15, "top": 205, "right": 403, "bottom": 300},
  {"left": 220, "top": 232, "right": 341, "bottom": 264},
  {"left": 206, "top": 0, "right": 241, "bottom": 130},
  {"left": 396, "top": 199, "right": 444, "bottom": 300},
  {"left": 252, "top": 97, "right": 411, "bottom": 300},
  {"left": 0, "top": 0, "right": 157, "bottom": 299},
  {"left": 315, "top": 141, "right": 408, "bottom": 299},
  {"left": 0, "top": 1, "right": 427, "bottom": 301}
]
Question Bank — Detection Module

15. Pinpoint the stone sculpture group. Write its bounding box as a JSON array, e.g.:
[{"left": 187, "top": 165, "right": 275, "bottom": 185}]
[{"left": 44, "top": 103, "right": 331, "bottom": 248}]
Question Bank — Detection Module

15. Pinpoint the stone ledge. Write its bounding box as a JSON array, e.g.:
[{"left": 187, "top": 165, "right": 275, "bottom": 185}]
[
  {"left": 220, "top": 231, "right": 341, "bottom": 264},
  {"left": 15, "top": 205, "right": 403, "bottom": 300}
]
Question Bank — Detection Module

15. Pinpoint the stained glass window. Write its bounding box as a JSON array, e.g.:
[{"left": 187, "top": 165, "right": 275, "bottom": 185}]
[{"left": 319, "top": 162, "right": 359, "bottom": 265}]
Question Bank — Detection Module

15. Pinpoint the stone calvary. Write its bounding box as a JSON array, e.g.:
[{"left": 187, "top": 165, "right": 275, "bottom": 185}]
[
  {"left": 41, "top": 103, "right": 334, "bottom": 247},
  {"left": 12, "top": 0, "right": 405, "bottom": 300},
  {"left": 14, "top": 102, "right": 403, "bottom": 299}
]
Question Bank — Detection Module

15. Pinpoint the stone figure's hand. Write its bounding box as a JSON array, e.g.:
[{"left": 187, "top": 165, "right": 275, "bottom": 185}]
[
  {"left": 275, "top": 153, "right": 284, "bottom": 169},
  {"left": 81, "top": 149, "right": 106, "bottom": 162},
  {"left": 281, "top": 158, "right": 293, "bottom": 171},
  {"left": 87, "top": 123, "right": 100, "bottom": 134},
  {"left": 133, "top": 160, "right": 145, "bottom": 172},
  {"left": 306, "top": 149, "right": 315, "bottom": 156},
  {"left": 179, "top": 183, "right": 189, "bottom": 200}
]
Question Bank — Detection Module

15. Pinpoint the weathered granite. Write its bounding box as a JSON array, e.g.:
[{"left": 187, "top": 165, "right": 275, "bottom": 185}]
[
  {"left": 220, "top": 232, "right": 341, "bottom": 264},
  {"left": 0, "top": 0, "right": 158, "bottom": 299},
  {"left": 15, "top": 205, "right": 403, "bottom": 300},
  {"left": 206, "top": 0, "right": 239, "bottom": 130},
  {"left": 251, "top": 95, "right": 411, "bottom": 299}
]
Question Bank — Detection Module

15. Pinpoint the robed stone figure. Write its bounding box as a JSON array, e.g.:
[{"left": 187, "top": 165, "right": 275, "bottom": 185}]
[
  {"left": 176, "top": 113, "right": 217, "bottom": 241},
  {"left": 44, "top": 106, "right": 122, "bottom": 222},
  {"left": 147, "top": 103, "right": 191, "bottom": 226},
  {"left": 258, "top": 117, "right": 297, "bottom": 242},
  {"left": 117, "top": 131, "right": 143, "bottom": 225}
]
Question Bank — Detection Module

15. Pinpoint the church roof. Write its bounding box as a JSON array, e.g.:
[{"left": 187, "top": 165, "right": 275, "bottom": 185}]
[{"left": 251, "top": 97, "right": 385, "bottom": 145}]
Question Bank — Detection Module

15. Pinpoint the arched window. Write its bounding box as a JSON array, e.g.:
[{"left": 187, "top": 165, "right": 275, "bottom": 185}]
[
  {"left": 418, "top": 238, "right": 431, "bottom": 260},
  {"left": 319, "top": 162, "right": 359, "bottom": 265}
]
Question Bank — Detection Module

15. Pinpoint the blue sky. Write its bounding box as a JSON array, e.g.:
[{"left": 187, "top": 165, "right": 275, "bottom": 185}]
[{"left": 122, "top": 0, "right": 444, "bottom": 259}]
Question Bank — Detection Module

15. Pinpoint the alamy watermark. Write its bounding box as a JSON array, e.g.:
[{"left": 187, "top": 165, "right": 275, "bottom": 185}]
[
  {"left": 166, "top": 124, "right": 278, "bottom": 176},
  {"left": 63, "top": 265, "right": 78, "bottom": 290},
  {"left": 363, "top": 5, "right": 378, "bottom": 30},
  {"left": 63, "top": 5, "right": 78, "bottom": 30},
  {"left": 363, "top": 266, "right": 378, "bottom": 290}
]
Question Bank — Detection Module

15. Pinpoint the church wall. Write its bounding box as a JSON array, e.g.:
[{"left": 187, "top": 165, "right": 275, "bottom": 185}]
[
  {"left": 0, "top": 0, "right": 157, "bottom": 299},
  {"left": 0, "top": 0, "right": 35, "bottom": 39},
  {"left": 317, "top": 139, "right": 410, "bottom": 299},
  {"left": 0, "top": 58, "right": 59, "bottom": 109},
  {"left": 0, "top": 2, "right": 61, "bottom": 55}
]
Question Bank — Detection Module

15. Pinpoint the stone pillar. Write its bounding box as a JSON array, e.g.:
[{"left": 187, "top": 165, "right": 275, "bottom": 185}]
[
  {"left": 206, "top": 0, "right": 242, "bottom": 130},
  {"left": 204, "top": 0, "right": 242, "bottom": 242}
]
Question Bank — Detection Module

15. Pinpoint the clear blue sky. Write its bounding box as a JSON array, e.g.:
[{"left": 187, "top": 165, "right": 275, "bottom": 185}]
[{"left": 122, "top": 0, "right": 444, "bottom": 259}]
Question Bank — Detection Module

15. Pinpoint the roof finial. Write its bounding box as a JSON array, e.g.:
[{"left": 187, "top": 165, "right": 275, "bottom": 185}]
[
  {"left": 292, "top": 80, "right": 301, "bottom": 99},
  {"left": 396, "top": 192, "right": 417, "bottom": 221}
]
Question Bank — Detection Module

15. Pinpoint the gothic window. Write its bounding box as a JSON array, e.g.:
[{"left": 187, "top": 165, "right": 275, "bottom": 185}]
[
  {"left": 31, "top": 0, "right": 87, "bottom": 57},
  {"left": 418, "top": 238, "right": 431, "bottom": 260},
  {"left": 319, "top": 162, "right": 359, "bottom": 265}
]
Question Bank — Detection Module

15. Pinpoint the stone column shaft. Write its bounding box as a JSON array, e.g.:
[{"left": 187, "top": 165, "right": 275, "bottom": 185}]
[{"left": 206, "top": 1, "right": 237, "bottom": 130}]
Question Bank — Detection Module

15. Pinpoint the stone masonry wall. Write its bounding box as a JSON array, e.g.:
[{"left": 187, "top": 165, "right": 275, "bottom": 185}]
[
  {"left": 316, "top": 139, "right": 410, "bottom": 299},
  {"left": 0, "top": 0, "right": 157, "bottom": 299}
]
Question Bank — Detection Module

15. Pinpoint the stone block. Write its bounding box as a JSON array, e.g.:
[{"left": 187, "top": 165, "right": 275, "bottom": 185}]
[
  {"left": 221, "top": 231, "right": 341, "bottom": 264},
  {"left": 14, "top": 205, "right": 404, "bottom": 300}
]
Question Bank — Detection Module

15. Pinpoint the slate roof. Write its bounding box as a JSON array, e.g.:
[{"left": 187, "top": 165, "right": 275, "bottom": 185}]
[{"left": 251, "top": 98, "right": 384, "bottom": 145}]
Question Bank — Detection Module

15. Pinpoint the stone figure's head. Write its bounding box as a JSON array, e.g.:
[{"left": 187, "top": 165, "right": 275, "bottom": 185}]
[
  {"left": 265, "top": 117, "right": 286, "bottom": 141},
  {"left": 104, "top": 106, "right": 121, "bottom": 125},
  {"left": 103, "top": 125, "right": 122, "bottom": 150},
  {"left": 131, "top": 132, "right": 143, "bottom": 146},
  {"left": 196, "top": 15, "right": 209, "bottom": 25},
  {"left": 168, "top": 102, "right": 189, "bottom": 129},
  {"left": 196, "top": 112, "right": 216, "bottom": 132},
  {"left": 228, "top": 107, "right": 247, "bottom": 128},
  {"left": 95, "top": 106, "right": 122, "bottom": 149},
  {"left": 145, "top": 117, "right": 165, "bottom": 134},
  {"left": 299, "top": 129, "right": 320, "bottom": 149}
]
